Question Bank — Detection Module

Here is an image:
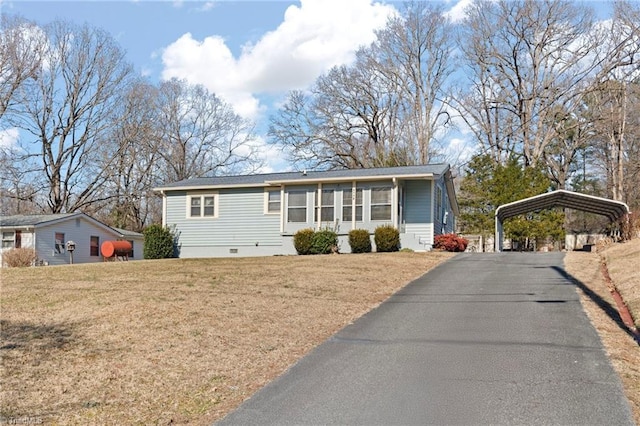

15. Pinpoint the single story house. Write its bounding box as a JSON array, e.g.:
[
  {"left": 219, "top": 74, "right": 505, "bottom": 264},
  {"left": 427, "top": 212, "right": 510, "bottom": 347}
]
[
  {"left": 154, "top": 164, "right": 459, "bottom": 257},
  {"left": 0, "top": 212, "right": 144, "bottom": 266}
]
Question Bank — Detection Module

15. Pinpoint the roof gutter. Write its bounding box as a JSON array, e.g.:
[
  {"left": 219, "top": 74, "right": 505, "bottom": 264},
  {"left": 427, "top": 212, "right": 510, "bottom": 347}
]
[{"left": 266, "top": 173, "right": 435, "bottom": 185}]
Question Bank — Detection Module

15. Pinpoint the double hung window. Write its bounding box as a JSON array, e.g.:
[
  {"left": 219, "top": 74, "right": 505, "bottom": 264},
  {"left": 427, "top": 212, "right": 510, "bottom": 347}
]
[
  {"left": 315, "top": 189, "right": 335, "bottom": 222},
  {"left": 370, "top": 187, "right": 392, "bottom": 221},
  {"left": 2, "top": 231, "right": 14, "bottom": 249},
  {"left": 55, "top": 232, "right": 65, "bottom": 253},
  {"left": 342, "top": 188, "right": 363, "bottom": 222},
  {"left": 266, "top": 190, "right": 281, "bottom": 214},
  {"left": 287, "top": 191, "right": 307, "bottom": 222},
  {"left": 189, "top": 194, "right": 217, "bottom": 218},
  {"left": 90, "top": 236, "right": 100, "bottom": 257}
]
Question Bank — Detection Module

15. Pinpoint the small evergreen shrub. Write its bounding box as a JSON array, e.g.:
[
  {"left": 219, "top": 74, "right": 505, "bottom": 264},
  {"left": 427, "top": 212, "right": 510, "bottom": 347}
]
[
  {"left": 293, "top": 228, "right": 315, "bottom": 255},
  {"left": 2, "top": 248, "right": 37, "bottom": 267},
  {"left": 433, "top": 233, "right": 469, "bottom": 252},
  {"left": 374, "top": 225, "right": 400, "bottom": 252},
  {"left": 348, "top": 229, "right": 372, "bottom": 253},
  {"left": 311, "top": 228, "right": 339, "bottom": 254},
  {"left": 143, "top": 224, "right": 176, "bottom": 259}
]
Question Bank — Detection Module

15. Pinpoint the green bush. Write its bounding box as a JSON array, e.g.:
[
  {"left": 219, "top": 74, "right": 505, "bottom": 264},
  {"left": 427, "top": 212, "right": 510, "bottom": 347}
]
[
  {"left": 311, "top": 229, "right": 339, "bottom": 254},
  {"left": 293, "top": 228, "right": 315, "bottom": 255},
  {"left": 348, "top": 229, "right": 372, "bottom": 253},
  {"left": 143, "top": 224, "right": 176, "bottom": 259},
  {"left": 374, "top": 225, "right": 400, "bottom": 252}
]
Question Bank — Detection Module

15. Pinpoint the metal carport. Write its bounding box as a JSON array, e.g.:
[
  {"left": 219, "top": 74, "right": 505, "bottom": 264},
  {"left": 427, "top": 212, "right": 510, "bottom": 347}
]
[{"left": 495, "top": 190, "right": 630, "bottom": 252}]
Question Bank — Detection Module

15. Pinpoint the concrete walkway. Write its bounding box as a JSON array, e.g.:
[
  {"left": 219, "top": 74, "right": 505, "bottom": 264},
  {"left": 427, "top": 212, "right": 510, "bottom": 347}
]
[{"left": 217, "top": 252, "right": 635, "bottom": 425}]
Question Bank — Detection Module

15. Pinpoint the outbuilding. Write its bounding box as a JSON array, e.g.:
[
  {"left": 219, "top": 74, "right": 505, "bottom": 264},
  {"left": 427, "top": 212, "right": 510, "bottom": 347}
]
[
  {"left": 495, "top": 190, "right": 631, "bottom": 252},
  {"left": 0, "top": 212, "right": 144, "bottom": 266}
]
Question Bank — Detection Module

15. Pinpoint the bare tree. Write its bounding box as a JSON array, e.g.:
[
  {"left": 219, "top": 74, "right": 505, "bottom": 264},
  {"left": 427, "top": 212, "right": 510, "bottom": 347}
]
[
  {"left": 0, "top": 14, "right": 44, "bottom": 119},
  {"left": 586, "top": 80, "right": 640, "bottom": 204},
  {"left": 269, "top": 3, "right": 455, "bottom": 170},
  {"left": 6, "top": 20, "right": 133, "bottom": 213},
  {"left": 373, "top": 2, "right": 455, "bottom": 164},
  {"left": 456, "top": 0, "right": 603, "bottom": 168},
  {"left": 95, "top": 80, "right": 163, "bottom": 231},
  {"left": 155, "top": 78, "right": 261, "bottom": 182},
  {"left": 269, "top": 53, "right": 406, "bottom": 170}
]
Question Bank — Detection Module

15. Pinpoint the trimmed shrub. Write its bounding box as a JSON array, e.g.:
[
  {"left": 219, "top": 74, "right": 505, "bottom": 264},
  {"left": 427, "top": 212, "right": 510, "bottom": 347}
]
[
  {"left": 311, "top": 228, "right": 339, "bottom": 254},
  {"left": 2, "top": 248, "right": 37, "bottom": 267},
  {"left": 374, "top": 225, "right": 400, "bottom": 252},
  {"left": 143, "top": 224, "right": 176, "bottom": 259},
  {"left": 293, "top": 228, "right": 315, "bottom": 255},
  {"left": 433, "top": 233, "right": 469, "bottom": 252},
  {"left": 348, "top": 229, "right": 372, "bottom": 253}
]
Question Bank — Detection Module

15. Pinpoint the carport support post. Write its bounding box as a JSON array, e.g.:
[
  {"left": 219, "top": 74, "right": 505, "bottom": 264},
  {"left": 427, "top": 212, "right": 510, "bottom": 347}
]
[{"left": 495, "top": 218, "right": 502, "bottom": 252}]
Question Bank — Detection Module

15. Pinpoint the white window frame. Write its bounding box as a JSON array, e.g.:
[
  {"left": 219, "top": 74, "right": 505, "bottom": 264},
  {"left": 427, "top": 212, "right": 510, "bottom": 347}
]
[
  {"left": 287, "top": 190, "right": 307, "bottom": 223},
  {"left": 264, "top": 188, "right": 281, "bottom": 214},
  {"left": 342, "top": 187, "right": 363, "bottom": 222},
  {"left": 370, "top": 187, "right": 392, "bottom": 221},
  {"left": 315, "top": 189, "right": 335, "bottom": 223},
  {"left": 187, "top": 193, "right": 219, "bottom": 218},
  {"left": 2, "top": 231, "right": 14, "bottom": 249}
]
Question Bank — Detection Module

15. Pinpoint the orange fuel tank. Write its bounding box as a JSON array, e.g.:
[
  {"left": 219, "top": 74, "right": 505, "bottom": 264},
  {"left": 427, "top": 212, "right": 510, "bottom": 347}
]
[{"left": 101, "top": 240, "right": 132, "bottom": 258}]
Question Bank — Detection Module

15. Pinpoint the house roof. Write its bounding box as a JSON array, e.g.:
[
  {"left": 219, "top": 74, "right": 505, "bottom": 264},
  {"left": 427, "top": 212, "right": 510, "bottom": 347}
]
[
  {"left": 495, "top": 190, "right": 630, "bottom": 223},
  {"left": 154, "top": 164, "right": 452, "bottom": 191},
  {"left": 0, "top": 212, "right": 143, "bottom": 237},
  {"left": 0, "top": 213, "right": 78, "bottom": 227}
]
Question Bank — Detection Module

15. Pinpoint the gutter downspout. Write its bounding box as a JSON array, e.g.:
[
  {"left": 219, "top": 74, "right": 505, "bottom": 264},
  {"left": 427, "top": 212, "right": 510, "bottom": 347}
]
[{"left": 161, "top": 190, "right": 167, "bottom": 227}]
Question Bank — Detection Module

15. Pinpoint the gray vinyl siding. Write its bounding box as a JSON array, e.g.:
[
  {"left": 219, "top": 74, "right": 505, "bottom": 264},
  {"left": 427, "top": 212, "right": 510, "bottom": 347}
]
[{"left": 167, "top": 188, "right": 282, "bottom": 256}]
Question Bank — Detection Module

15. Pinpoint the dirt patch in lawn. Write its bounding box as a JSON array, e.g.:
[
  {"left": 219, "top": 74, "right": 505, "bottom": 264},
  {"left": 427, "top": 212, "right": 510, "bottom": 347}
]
[
  {"left": 564, "top": 239, "right": 640, "bottom": 424},
  {"left": 0, "top": 252, "right": 453, "bottom": 425}
]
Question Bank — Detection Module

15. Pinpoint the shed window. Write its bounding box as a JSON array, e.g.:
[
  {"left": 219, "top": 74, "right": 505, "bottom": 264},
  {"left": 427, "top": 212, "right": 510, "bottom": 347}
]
[
  {"left": 342, "top": 188, "right": 363, "bottom": 222},
  {"left": 371, "top": 187, "right": 392, "bottom": 221},
  {"left": 315, "top": 189, "right": 335, "bottom": 222},
  {"left": 2, "top": 231, "right": 14, "bottom": 249},
  {"left": 55, "top": 232, "right": 65, "bottom": 254},
  {"left": 90, "top": 236, "right": 99, "bottom": 257},
  {"left": 188, "top": 194, "right": 218, "bottom": 218},
  {"left": 287, "top": 191, "right": 307, "bottom": 222}
]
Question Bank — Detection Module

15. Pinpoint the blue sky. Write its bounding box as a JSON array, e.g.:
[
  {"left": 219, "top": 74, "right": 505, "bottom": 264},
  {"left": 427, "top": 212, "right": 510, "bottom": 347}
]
[{"left": 0, "top": 0, "right": 615, "bottom": 172}]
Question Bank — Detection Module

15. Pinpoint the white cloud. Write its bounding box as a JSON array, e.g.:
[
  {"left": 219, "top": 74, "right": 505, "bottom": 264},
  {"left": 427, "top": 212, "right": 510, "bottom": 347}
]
[
  {"left": 0, "top": 128, "right": 20, "bottom": 149},
  {"left": 161, "top": 0, "right": 396, "bottom": 120},
  {"left": 444, "top": 0, "right": 474, "bottom": 23}
]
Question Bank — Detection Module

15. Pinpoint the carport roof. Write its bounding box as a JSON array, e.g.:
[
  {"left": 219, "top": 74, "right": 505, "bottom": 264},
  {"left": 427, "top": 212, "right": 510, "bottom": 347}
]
[{"left": 495, "top": 190, "right": 630, "bottom": 223}]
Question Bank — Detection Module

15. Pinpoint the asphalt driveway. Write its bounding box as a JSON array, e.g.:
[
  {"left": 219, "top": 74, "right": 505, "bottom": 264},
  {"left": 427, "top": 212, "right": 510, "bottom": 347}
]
[{"left": 217, "top": 252, "right": 635, "bottom": 425}]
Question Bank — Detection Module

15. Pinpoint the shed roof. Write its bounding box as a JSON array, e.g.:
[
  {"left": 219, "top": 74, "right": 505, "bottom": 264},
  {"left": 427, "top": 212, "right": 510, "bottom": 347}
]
[
  {"left": 0, "top": 212, "right": 143, "bottom": 237},
  {"left": 154, "top": 164, "right": 451, "bottom": 191},
  {"left": 0, "top": 213, "right": 78, "bottom": 227},
  {"left": 495, "top": 190, "right": 630, "bottom": 223}
]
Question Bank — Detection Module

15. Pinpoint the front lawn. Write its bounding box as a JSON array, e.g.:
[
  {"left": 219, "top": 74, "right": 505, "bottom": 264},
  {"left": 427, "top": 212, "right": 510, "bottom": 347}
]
[{"left": 0, "top": 252, "right": 453, "bottom": 425}]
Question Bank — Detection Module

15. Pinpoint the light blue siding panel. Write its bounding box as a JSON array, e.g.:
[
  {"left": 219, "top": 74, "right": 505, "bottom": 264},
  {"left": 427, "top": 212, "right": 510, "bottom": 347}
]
[
  {"left": 166, "top": 189, "right": 282, "bottom": 251},
  {"left": 404, "top": 180, "right": 432, "bottom": 224}
]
